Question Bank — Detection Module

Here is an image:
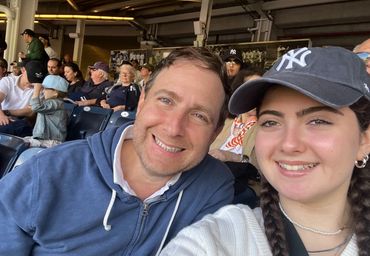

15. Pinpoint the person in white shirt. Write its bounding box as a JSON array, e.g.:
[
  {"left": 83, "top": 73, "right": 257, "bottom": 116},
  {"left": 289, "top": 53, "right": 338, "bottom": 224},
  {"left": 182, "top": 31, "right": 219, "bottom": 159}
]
[{"left": 160, "top": 46, "right": 370, "bottom": 256}]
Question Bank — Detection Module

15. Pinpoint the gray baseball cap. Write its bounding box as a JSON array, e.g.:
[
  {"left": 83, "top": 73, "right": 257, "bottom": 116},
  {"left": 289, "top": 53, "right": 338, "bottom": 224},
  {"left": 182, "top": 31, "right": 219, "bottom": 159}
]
[{"left": 229, "top": 46, "right": 370, "bottom": 115}]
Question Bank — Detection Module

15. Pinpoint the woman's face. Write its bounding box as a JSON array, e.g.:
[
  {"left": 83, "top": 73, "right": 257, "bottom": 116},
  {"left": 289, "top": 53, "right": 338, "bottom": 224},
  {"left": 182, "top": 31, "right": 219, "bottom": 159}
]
[
  {"left": 255, "top": 86, "right": 369, "bottom": 204},
  {"left": 119, "top": 66, "right": 134, "bottom": 85},
  {"left": 64, "top": 66, "right": 76, "bottom": 82}
]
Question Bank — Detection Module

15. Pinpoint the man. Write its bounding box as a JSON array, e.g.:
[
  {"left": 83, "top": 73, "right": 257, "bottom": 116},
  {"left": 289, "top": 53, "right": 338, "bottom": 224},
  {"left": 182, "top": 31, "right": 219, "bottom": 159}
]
[
  {"left": 74, "top": 61, "right": 112, "bottom": 105},
  {"left": 0, "top": 60, "right": 46, "bottom": 136},
  {"left": 47, "top": 58, "right": 62, "bottom": 75},
  {"left": 138, "top": 62, "right": 154, "bottom": 90},
  {"left": 353, "top": 38, "right": 370, "bottom": 74},
  {"left": 0, "top": 47, "right": 234, "bottom": 255},
  {"left": 18, "top": 29, "right": 49, "bottom": 64}
]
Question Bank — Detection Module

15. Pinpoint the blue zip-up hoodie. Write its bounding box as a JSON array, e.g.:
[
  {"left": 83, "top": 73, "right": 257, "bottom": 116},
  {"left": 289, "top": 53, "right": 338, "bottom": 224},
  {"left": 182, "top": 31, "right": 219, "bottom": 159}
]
[{"left": 0, "top": 123, "right": 234, "bottom": 255}]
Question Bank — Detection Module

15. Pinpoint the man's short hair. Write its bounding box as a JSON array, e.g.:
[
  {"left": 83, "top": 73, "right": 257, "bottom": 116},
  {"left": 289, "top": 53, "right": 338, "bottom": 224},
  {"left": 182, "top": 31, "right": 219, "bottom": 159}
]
[
  {"left": 48, "top": 58, "right": 62, "bottom": 67},
  {"left": 0, "top": 58, "right": 8, "bottom": 69},
  {"left": 145, "top": 47, "right": 230, "bottom": 129}
]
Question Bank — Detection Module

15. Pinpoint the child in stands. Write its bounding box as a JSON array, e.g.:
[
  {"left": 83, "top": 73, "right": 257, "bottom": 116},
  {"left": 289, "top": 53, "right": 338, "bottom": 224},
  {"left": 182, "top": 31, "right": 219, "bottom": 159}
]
[{"left": 24, "top": 75, "right": 68, "bottom": 147}]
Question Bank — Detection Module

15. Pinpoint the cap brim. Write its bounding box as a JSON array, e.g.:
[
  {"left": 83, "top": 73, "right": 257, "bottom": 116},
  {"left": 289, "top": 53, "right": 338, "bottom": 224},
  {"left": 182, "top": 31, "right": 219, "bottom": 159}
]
[{"left": 229, "top": 72, "right": 364, "bottom": 115}]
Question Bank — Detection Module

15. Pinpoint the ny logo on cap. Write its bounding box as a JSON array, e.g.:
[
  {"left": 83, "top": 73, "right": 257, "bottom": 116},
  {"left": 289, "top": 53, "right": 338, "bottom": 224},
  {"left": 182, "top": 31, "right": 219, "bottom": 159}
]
[
  {"left": 276, "top": 47, "right": 312, "bottom": 71},
  {"left": 35, "top": 72, "right": 44, "bottom": 78},
  {"left": 230, "top": 49, "right": 236, "bottom": 55}
]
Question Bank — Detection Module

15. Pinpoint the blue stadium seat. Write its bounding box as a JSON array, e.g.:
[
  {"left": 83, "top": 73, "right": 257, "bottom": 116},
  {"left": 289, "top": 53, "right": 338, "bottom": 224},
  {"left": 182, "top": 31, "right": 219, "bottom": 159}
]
[
  {"left": 0, "top": 133, "right": 29, "bottom": 178},
  {"left": 66, "top": 106, "right": 112, "bottom": 141},
  {"left": 106, "top": 110, "right": 136, "bottom": 129}
]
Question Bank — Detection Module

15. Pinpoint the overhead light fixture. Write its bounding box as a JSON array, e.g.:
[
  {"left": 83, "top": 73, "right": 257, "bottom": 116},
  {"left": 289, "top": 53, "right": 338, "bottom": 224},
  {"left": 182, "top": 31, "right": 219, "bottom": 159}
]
[
  {"left": 66, "top": 0, "right": 80, "bottom": 12},
  {"left": 34, "top": 14, "right": 134, "bottom": 21},
  {"left": 0, "top": 13, "right": 133, "bottom": 22}
]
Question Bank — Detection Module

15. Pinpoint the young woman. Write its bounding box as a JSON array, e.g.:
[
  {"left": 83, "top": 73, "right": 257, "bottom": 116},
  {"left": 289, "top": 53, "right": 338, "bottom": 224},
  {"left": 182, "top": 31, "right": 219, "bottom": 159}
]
[{"left": 160, "top": 46, "right": 370, "bottom": 255}]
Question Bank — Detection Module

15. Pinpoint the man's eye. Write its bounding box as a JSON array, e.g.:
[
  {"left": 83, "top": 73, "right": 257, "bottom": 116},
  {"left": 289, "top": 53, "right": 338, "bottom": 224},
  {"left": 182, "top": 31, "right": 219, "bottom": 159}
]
[
  {"left": 193, "top": 112, "right": 209, "bottom": 123},
  {"left": 159, "top": 97, "right": 171, "bottom": 105}
]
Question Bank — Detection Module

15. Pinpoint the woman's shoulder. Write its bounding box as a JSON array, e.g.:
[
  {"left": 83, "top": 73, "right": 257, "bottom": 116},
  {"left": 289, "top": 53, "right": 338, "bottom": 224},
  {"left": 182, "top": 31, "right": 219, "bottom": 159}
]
[{"left": 161, "top": 205, "right": 271, "bottom": 255}]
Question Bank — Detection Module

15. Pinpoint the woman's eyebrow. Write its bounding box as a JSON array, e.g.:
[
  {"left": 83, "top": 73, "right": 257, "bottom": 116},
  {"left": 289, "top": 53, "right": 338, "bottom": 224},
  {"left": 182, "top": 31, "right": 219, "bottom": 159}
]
[
  {"left": 297, "top": 106, "right": 344, "bottom": 117},
  {"left": 258, "top": 106, "right": 344, "bottom": 118}
]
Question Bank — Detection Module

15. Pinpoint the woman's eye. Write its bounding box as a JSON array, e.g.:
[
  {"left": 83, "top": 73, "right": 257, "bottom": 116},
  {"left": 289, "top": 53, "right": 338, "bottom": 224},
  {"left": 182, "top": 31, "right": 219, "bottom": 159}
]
[
  {"left": 308, "top": 119, "right": 332, "bottom": 125},
  {"left": 260, "top": 120, "right": 278, "bottom": 127}
]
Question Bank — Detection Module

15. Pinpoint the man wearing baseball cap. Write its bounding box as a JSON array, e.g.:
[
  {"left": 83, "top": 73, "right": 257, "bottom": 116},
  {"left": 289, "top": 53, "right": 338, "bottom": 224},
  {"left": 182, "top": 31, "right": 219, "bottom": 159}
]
[
  {"left": 19, "top": 29, "right": 49, "bottom": 70},
  {"left": 0, "top": 60, "right": 46, "bottom": 136},
  {"left": 23, "top": 75, "right": 69, "bottom": 147},
  {"left": 74, "top": 61, "right": 112, "bottom": 106}
]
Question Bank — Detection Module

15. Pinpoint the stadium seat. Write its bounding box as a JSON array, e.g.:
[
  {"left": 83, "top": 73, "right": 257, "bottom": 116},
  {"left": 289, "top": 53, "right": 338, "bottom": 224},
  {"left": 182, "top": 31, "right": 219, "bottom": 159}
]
[
  {"left": 63, "top": 101, "right": 77, "bottom": 121},
  {"left": 0, "top": 133, "right": 28, "bottom": 178},
  {"left": 66, "top": 106, "right": 112, "bottom": 141},
  {"left": 106, "top": 110, "right": 136, "bottom": 129}
]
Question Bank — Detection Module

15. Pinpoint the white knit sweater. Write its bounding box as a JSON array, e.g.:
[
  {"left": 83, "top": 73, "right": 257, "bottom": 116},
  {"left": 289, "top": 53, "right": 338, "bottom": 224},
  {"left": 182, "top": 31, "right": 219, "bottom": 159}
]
[{"left": 160, "top": 205, "right": 358, "bottom": 256}]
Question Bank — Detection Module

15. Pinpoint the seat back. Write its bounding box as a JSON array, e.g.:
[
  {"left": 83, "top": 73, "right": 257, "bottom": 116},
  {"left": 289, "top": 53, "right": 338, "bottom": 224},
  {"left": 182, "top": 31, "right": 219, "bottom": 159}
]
[
  {"left": 66, "top": 106, "right": 112, "bottom": 141},
  {"left": 106, "top": 110, "right": 136, "bottom": 129},
  {"left": 0, "top": 133, "right": 29, "bottom": 178},
  {"left": 63, "top": 102, "right": 77, "bottom": 121}
]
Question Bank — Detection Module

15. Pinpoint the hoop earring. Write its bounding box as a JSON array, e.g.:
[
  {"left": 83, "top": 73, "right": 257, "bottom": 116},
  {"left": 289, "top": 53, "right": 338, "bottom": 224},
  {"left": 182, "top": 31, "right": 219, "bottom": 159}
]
[{"left": 355, "top": 154, "right": 369, "bottom": 169}]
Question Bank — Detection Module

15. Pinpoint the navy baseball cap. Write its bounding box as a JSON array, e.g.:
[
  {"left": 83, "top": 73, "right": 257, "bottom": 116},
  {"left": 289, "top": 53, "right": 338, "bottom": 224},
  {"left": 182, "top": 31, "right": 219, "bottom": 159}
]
[{"left": 229, "top": 46, "right": 370, "bottom": 115}]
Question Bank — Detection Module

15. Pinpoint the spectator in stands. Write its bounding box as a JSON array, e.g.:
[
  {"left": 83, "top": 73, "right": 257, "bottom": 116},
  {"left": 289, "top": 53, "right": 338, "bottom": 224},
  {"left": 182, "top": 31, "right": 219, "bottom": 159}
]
[
  {"left": 64, "top": 62, "right": 84, "bottom": 97},
  {"left": 47, "top": 58, "right": 62, "bottom": 75},
  {"left": 130, "top": 59, "right": 142, "bottom": 83},
  {"left": 18, "top": 29, "right": 49, "bottom": 66},
  {"left": 74, "top": 61, "right": 112, "bottom": 106},
  {"left": 161, "top": 47, "right": 370, "bottom": 256},
  {"left": 353, "top": 38, "right": 370, "bottom": 74},
  {"left": 100, "top": 64, "right": 140, "bottom": 112},
  {"left": 0, "top": 47, "right": 234, "bottom": 255},
  {"left": 0, "top": 60, "right": 46, "bottom": 136},
  {"left": 23, "top": 75, "right": 68, "bottom": 148},
  {"left": 138, "top": 63, "right": 154, "bottom": 90},
  {"left": 9, "top": 61, "right": 21, "bottom": 77},
  {"left": 209, "top": 69, "right": 262, "bottom": 205},
  {"left": 62, "top": 53, "right": 72, "bottom": 65},
  {"left": 39, "top": 35, "right": 58, "bottom": 59},
  {"left": 222, "top": 48, "right": 244, "bottom": 87},
  {"left": 0, "top": 58, "right": 8, "bottom": 79}
]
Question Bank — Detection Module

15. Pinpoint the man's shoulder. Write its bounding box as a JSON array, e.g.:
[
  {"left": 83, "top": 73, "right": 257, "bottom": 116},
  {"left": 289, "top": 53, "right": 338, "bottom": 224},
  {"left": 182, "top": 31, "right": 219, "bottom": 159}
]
[{"left": 0, "top": 75, "right": 17, "bottom": 89}]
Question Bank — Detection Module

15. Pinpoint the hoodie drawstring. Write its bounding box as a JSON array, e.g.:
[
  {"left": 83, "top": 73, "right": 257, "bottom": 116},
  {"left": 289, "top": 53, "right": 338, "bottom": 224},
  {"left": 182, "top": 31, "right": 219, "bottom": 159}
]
[
  {"left": 155, "top": 189, "right": 184, "bottom": 256},
  {"left": 103, "top": 189, "right": 117, "bottom": 231}
]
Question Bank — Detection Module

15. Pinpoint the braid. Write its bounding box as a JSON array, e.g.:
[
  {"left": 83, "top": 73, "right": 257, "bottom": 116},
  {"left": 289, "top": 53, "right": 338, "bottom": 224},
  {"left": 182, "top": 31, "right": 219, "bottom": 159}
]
[
  {"left": 348, "top": 162, "right": 370, "bottom": 256},
  {"left": 260, "top": 176, "right": 289, "bottom": 256}
]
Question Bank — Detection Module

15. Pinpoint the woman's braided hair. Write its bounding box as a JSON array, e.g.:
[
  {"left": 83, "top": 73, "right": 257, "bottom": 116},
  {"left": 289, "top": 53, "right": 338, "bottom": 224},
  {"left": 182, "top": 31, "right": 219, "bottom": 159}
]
[{"left": 259, "top": 97, "right": 370, "bottom": 255}]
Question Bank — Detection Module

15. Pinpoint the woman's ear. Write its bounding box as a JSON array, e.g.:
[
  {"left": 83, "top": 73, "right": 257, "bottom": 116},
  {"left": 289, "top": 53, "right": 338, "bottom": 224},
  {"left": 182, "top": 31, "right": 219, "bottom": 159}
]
[{"left": 358, "top": 126, "right": 370, "bottom": 160}]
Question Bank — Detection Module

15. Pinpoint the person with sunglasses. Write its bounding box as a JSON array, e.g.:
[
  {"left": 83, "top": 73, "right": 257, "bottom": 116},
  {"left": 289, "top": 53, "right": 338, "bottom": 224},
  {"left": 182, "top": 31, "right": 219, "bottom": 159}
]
[{"left": 353, "top": 38, "right": 370, "bottom": 74}]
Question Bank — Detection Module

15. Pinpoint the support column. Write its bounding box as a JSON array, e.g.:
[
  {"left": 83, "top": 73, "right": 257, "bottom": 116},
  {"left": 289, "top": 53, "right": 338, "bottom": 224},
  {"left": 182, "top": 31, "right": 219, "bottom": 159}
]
[
  {"left": 193, "top": 0, "right": 213, "bottom": 47},
  {"left": 0, "top": 4, "right": 15, "bottom": 62},
  {"left": 10, "top": 0, "right": 38, "bottom": 62},
  {"left": 72, "top": 19, "right": 85, "bottom": 66}
]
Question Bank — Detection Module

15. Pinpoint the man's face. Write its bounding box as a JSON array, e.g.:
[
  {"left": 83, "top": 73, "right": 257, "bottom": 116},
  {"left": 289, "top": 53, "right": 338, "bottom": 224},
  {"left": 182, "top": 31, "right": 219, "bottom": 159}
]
[
  {"left": 132, "top": 60, "right": 225, "bottom": 179},
  {"left": 47, "top": 60, "right": 59, "bottom": 75},
  {"left": 22, "top": 34, "right": 31, "bottom": 43}
]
